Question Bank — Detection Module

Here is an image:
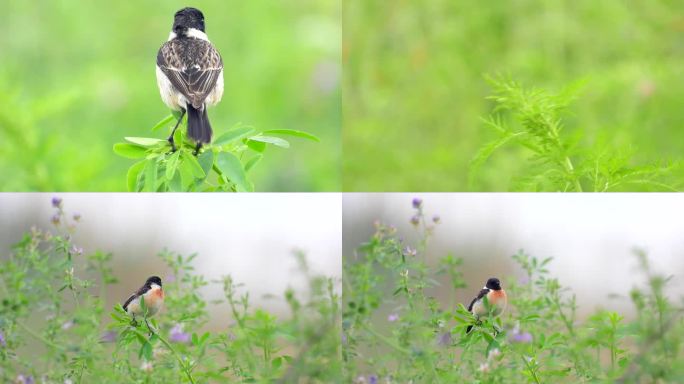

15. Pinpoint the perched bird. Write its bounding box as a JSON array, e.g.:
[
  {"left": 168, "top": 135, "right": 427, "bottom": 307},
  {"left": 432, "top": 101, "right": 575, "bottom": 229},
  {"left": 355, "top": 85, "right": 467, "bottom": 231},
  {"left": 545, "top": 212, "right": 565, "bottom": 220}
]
[
  {"left": 156, "top": 7, "right": 224, "bottom": 155},
  {"left": 466, "top": 277, "right": 507, "bottom": 333},
  {"left": 122, "top": 276, "right": 165, "bottom": 320}
]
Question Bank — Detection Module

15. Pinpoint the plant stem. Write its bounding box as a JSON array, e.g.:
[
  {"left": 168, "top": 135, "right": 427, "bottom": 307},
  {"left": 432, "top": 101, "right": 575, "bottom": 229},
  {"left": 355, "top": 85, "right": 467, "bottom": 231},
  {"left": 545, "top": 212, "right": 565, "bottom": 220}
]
[
  {"left": 521, "top": 356, "right": 542, "bottom": 384},
  {"left": 18, "top": 321, "right": 65, "bottom": 352},
  {"left": 139, "top": 323, "right": 197, "bottom": 384}
]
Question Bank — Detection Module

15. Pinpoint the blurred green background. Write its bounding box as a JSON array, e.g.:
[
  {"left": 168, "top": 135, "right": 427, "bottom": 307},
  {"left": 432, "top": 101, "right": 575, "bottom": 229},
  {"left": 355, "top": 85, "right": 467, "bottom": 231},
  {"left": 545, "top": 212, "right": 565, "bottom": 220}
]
[
  {"left": 0, "top": 0, "right": 340, "bottom": 191},
  {"left": 344, "top": 0, "right": 684, "bottom": 191}
]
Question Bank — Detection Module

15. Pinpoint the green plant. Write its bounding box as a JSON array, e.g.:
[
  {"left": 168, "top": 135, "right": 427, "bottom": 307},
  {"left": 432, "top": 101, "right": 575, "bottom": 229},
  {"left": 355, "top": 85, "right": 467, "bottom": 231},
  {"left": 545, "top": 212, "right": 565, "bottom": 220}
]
[
  {"left": 471, "top": 76, "right": 682, "bottom": 191},
  {"left": 343, "top": 198, "right": 684, "bottom": 382},
  {"left": 0, "top": 198, "right": 341, "bottom": 383},
  {"left": 114, "top": 113, "right": 319, "bottom": 192}
]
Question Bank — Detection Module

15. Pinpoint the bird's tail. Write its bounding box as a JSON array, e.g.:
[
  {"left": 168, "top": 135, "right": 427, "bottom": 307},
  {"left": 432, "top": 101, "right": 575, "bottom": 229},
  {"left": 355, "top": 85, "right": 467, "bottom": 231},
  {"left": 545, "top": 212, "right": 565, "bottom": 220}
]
[{"left": 186, "top": 104, "right": 212, "bottom": 144}]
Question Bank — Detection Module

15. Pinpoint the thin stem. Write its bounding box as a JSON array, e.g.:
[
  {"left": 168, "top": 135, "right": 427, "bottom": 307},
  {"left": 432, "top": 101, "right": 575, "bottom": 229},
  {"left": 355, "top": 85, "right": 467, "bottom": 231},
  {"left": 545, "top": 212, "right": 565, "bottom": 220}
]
[
  {"left": 18, "top": 321, "right": 65, "bottom": 352},
  {"left": 521, "top": 356, "right": 542, "bottom": 384}
]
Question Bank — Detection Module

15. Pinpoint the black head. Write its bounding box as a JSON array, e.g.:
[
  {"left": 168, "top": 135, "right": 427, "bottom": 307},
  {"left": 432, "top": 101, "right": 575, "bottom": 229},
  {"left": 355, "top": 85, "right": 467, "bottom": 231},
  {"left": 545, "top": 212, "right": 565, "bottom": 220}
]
[
  {"left": 145, "top": 276, "right": 162, "bottom": 288},
  {"left": 173, "top": 7, "right": 206, "bottom": 34},
  {"left": 485, "top": 277, "right": 501, "bottom": 291}
]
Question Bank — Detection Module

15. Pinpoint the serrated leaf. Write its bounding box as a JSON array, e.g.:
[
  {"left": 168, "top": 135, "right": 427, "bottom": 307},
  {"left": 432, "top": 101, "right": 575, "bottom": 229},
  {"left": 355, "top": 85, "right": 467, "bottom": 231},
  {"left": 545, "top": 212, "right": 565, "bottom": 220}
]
[
  {"left": 249, "top": 135, "right": 290, "bottom": 148},
  {"left": 125, "top": 137, "right": 167, "bottom": 147},
  {"left": 215, "top": 152, "right": 250, "bottom": 192},
  {"left": 213, "top": 127, "right": 256, "bottom": 146},
  {"left": 263, "top": 129, "right": 320, "bottom": 142},
  {"left": 151, "top": 114, "right": 176, "bottom": 132},
  {"left": 114, "top": 143, "right": 148, "bottom": 159}
]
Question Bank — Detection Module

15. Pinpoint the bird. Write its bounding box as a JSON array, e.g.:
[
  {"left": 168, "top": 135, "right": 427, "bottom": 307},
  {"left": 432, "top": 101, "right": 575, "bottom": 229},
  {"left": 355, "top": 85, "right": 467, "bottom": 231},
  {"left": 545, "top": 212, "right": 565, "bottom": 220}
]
[
  {"left": 122, "top": 276, "right": 165, "bottom": 322},
  {"left": 156, "top": 7, "right": 224, "bottom": 155},
  {"left": 466, "top": 277, "right": 507, "bottom": 333}
]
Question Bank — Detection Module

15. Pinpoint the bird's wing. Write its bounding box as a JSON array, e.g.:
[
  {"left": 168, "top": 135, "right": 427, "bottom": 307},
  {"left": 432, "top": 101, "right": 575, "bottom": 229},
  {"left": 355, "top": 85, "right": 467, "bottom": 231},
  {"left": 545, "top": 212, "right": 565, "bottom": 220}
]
[
  {"left": 467, "top": 288, "right": 490, "bottom": 312},
  {"left": 122, "top": 285, "right": 149, "bottom": 311},
  {"left": 157, "top": 39, "right": 223, "bottom": 109},
  {"left": 122, "top": 293, "right": 137, "bottom": 311}
]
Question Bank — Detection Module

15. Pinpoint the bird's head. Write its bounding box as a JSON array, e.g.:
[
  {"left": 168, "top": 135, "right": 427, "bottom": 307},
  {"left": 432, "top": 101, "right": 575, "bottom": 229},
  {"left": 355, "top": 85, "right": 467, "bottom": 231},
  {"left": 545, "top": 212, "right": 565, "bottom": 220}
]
[
  {"left": 145, "top": 276, "right": 162, "bottom": 288},
  {"left": 485, "top": 277, "right": 502, "bottom": 291},
  {"left": 173, "top": 7, "right": 206, "bottom": 35}
]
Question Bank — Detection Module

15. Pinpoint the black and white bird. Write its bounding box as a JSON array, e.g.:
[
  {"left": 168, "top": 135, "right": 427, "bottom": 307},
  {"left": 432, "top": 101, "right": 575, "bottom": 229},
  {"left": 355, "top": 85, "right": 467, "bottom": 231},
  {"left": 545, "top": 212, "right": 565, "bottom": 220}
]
[
  {"left": 466, "top": 277, "right": 507, "bottom": 333},
  {"left": 156, "top": 7, "right": 224, "bottom": 155},
  {"left": 122, "top": 276, "right": 165, "bottom": 320}
]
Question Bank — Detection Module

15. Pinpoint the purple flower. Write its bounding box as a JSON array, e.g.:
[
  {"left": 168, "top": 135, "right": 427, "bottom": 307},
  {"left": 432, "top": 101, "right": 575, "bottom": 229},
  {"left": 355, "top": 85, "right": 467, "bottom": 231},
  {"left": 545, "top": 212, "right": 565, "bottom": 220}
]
[
  {"left": 410, "top": 215, "right": 420, "bottom": 226},
  {"left": 169, "top": 324, "right": 190, "bottom": 343},
  {"left": 387, "top": 313, "right": 399, "bottom": 322},
  {"left": 51, "top": 197, "right": 62, "bottom": 208},
  {"left": 403, "top": 246, "right": 417, "bottom": 257},
  {"left": 437, "top": 331, "right": 452, "bottom": 346},
  {"left": 510, "top": 331, "right": 533, "bottom": 344},
  {"left": 341, "top": 332, "right": 347, "bottom": 344},
  {"left": 100, "top": 330, "right": 117, "bottom": 343},
  {"left": 432, "top": 215, "right": 440, "bottom": 224},
  {"left": 369, "top": 375, "right": 378, "bottom": 384},
  {"left": 412, "top": 198, "right": 423, "bottom": 209},
  {"left": 51, "top": 214, "right": 61, "bottom": 226},
  {"left": 165, "top": 273, "right": 176, "bottom": 283},
  {"left": 70, "top": 246, "right": 83, "bottom": 256},
  {"left": 16, "top": 375, "right": 34, "bottom": 384}
]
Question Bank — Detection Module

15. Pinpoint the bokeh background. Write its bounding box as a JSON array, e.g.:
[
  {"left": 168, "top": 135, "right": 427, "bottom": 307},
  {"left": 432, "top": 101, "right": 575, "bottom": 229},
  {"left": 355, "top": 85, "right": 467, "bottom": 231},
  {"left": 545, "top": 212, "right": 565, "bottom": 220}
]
[
  {"left": 0, "top": 193, "right": 341, "bottom": 329},
  {"left": 343, "top": 194, "right": 684, "bottom": 319},
  {"left": 0, "top": 1, "right": 340, "bottom": 191},
  {"left": 344, "top": 1, "right": 684, "bottom": 191}
]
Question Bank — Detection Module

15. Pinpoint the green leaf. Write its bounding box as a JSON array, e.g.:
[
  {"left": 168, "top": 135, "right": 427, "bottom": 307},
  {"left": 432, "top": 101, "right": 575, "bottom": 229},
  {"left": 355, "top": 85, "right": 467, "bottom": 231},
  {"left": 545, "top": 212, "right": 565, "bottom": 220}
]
[
  {"left": 182, "top": 152, "right": 206, "bottom": 178},
  {"left": 213, "top": 127, "right": 256, "bottom": 146},
  {"left": 244, "top": 155, "right": 262, "bottom": 172},
  {"left": 114, "top": 143, "right": 148, "bottom": 159},
  {"left": 263, "top": 129, "right": 320, "bottom": 142},
  {"left": 197, "top": 150, "right": 214, "bottom": 178},
  {"left": 127, "top": 160, "right": 147, "bottom": 192},
  {"left": 249, "top": 135, "right": 290, "bottom": 148},
  {"left": 139, "top": 341, "right": 153, "bottom": 361},
  {"left": 151, "top": 114, "right": 176, "bottom": 132},
  {"left": 169, "top": 170, "right": 182, "bottom": 192},
  {"left": 143, "top": 159, "right": 158, "bottom": 192},
  {"left": 165, "top": 151, "right": 181, "bottom": 180},
  {"left": 125, "top": 137, "right": 167, "bottom": 147},
  {"left": 215, "top": 152, "right": 250, "bottom": 192},
  {"left": 246, "top": 139, "right": 267, "bottom": 153}
]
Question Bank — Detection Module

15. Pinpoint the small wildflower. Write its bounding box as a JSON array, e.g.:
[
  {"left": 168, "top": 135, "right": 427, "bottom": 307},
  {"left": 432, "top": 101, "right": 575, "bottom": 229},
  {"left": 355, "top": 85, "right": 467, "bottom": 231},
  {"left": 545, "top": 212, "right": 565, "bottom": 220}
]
[
  {"left": 0, "top": 330, "right": 5, "bottom": 347},
  {"left": 510, "top": 327, "right": 533, "bottom": 343},
  {"left": 140, "top": 360, "right": 153, "bottom": 372},
  {"left": 369, "top": 375, "right": 378, "bottom": 384},
  {"left": 165, "top": 273, "right": 176, "bottom": 283},
  {"left": 341, "top": 332, "right": 347, "bottom": 344},
  {"left": 15, "top": 375, "right": 35, "bottom": 384},
  {"left": 51, "top": 197, "right": 62, "bottom": 208},
  {"left": 410, "top": 215, "right": 420, "bottom": 226},
  {"left": 72, "top": 213, "right": 81, "bottom": 221},
  {"left": 169, "top": 324, "right": 191, "bottom": 343},
  {"left": 403, "top": 246, "right": 417, "bottom": 257},
  {"left": 478, "top": 362, "right": 489, "bottom": 373},
  {"left": 51, "top": 214, "right": 61, "bottom": 226},
  {"left": 387, "top": 313, "right": 399, "bottom": 322},
  {"left": 488, "top": 348, "right": 501, "bottom": 359},
  {"left": 61, "top": 320, "right": 74, "bottom": 331},
  {"left": 412, "top": 197, "right": 422, "bottom": 209},
  {"left": 70, "top": 245, "right": 83, "bottom": 256},
  {"left": 437, "top": 331, "right": 452, "bottom": 347},
  {"left": 432, "top": 215, "right": 440, "bottom": 224},
  {"left": 354, "top": 376, "right": 366, "bottom": 384}
]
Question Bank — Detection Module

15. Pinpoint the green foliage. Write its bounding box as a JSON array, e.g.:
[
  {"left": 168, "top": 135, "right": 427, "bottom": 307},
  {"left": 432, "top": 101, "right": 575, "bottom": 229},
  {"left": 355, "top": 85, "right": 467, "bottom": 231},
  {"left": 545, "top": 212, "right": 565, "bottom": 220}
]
[
  {"left": 0, "top": 199, "right": 341, "bottom": 383},
  {"left": 343, "top": 199, "right": 684, "bottom": 383},
  {"left": 114, "top": 113, "right": 319, "bottom": 192},
  {"left": 343, "top": 1, "right": 684, "bottom": 191},
  {"left": 470, "top": 76, "right": 682, "bottom": 191}
]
